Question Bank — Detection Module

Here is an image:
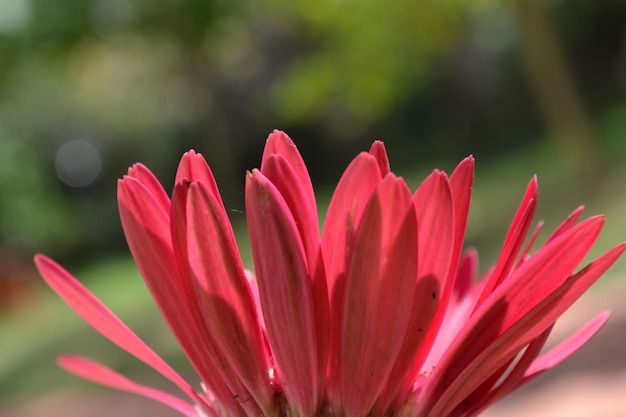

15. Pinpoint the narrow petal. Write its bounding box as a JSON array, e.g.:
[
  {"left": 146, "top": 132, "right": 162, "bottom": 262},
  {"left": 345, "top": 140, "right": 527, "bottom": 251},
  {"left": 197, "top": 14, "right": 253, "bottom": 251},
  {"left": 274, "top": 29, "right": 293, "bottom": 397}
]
[
  {"left": 127, "top": 163, "right": 171, "bottom": 213},
  {"left": 422, "top": 216, "right": 605, "bottom": 416},
  {"left": 475, "top": 177, "right": 538, "bottom": 308},
  {"left": 413, "top": 171, "right": 455, "bottom": 296},
  {"left": 460, "top": 326, "right": 553, "bottom": 417},
  {"left": 261, "top": 154, "right": 329, "bottom": 394},
  {"left": 546, "top": 205, "right": 585, "bottom": 242},
  {"left": 322, "top": 153, "right": 383, "bottom": 297},
  {"left": 448, "top": 156, "right": 475, "bottom": 278},
  {"left": 339, "top": 175, "right": 418, "bottom": 417},
  {"left": 523, "top": 311, "right": 610, "bottom": 378},
  {"left": 34, "top": 255, "right": 199, "bottom": 404},
  {"left": 175, "top": 150, "right": 224, "bottom": 207},
  {"left": 261, "top": 130, "right": 317, "bottom": 219},
  {"left": 58, "top": 355, "right": 199, "bottom": 417},
  {"left": 246, "top": 169, "right": 319, "bottom": 417},
  {"left": 369, "top": 140, "right": 391, "bottom": 177},
  {"left": 375, "top": 171, "right": 454, "bottom": 412},
  {"left": 261, "top": 154, "right": 320, "bottom": 262},
  {"left": 516, "top": 220, "right": 544, "bottom": 267},
  {"left": 118, "top": 176, "right": 244, "bottom": 417},
  {"left": 321, "top": 152, "right": 383, "bottom": 406},
  {"left": 453, "top": 248, "right": 479, "bottom": 301},
  {"left": 457, "top": 311, "right": 609, "bottom": 417},
  {"left": 183, "top": 181, "right": 273, "bottom": 413}
]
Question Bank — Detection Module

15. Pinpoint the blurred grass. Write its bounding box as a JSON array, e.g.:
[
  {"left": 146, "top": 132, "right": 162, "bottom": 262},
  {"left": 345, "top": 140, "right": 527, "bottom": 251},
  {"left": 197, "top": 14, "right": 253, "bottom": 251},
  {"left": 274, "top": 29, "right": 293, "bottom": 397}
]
[{"left": 2, "top": 137, "right": 626, "bottom": 409}]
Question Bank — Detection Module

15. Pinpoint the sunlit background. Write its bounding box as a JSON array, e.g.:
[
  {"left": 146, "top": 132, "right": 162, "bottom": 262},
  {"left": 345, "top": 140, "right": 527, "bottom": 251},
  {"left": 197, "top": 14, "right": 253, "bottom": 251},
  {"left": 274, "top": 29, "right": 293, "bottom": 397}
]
[{"left": 2, "top": 0, "right": 626, "bottom": 416}]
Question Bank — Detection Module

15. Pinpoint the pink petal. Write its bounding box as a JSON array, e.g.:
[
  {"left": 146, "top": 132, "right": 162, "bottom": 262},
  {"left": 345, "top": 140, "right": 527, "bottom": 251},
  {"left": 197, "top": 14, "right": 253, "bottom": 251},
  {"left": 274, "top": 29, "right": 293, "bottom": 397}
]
[
  {"left": 413, "top": 171, "right": 455, "bottom": 297},
  {"left": 375, "top": 170, "right": 454, "bottom": 412},
  {"left": 58, "top": 355, "right": 200, "bottom": 417},
  {"left": 118, "top": 176, "right": 244, "bottom": 417},
  {"left": 339, "top": 174, "right": 418, "bottom": 417},
  {"left": 127, "top": 163, "right": 171, "bottom": 213},
  {"left": 369, "top": 140, "right": 391, "bottom": 177},
  {"left": 261, "top": 130, "right": 317, "bottom": 219},
  {"left": 512, "top": 245, "right": 624, "bottom": 353},
  {"left": 321, "top": 152, "right": 383, "bottom": 295},
  {"left": 180, "top": 180, "right": 273, "bottom": 413},
  {"left": 246, "top": 169, "right": 320, "bottom": 417},
  {"left": 453, "top": 248, "right": 479, "bottom": 300},
  {"left": 423, "top": 216, "right": 605, "bottom": 416},
  {"left": 475, "top": 177, "right": 538, "bottom": 308},
  {"left": 524, "top": 311, "right": 610, "bottom": 378},
  {"left": 448, "top": 156, "right": 475, "bottom": 278},
  {"left": 261, "top": 154, "right": 329, "bottom": 392},
  {"left": 516, "top": 220, "right": 544, "bottom": 267},
  {"left": 546, "top": 205, "right": 585, "bottom": 242},
  {"left": 457, "top": 311, "right": 609, "bottom": 417},
  {"left": 461, "top": 326, "right": 553, "bottom": 417},
  {"left": 244, "top": 270, "right": 267, "bottom": 333},
  {"left": 34, "top": 255, "right": 199, "bottom": 404},
  {"left": 321, "top": 152, "right": 383, "bottom": 405},
  {"left": 175, "top": 150, "right": 223, "bottom": 207}
]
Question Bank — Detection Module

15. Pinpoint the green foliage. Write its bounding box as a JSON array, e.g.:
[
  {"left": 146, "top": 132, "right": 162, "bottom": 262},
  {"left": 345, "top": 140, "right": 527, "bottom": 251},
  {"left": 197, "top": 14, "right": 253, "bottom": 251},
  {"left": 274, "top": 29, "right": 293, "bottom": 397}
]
[
  {"left": 0, "top": 132, "right": 75, "bottom": 249},
  {"left": 264, "top": 0, "right": 468, "bottom": 128}
]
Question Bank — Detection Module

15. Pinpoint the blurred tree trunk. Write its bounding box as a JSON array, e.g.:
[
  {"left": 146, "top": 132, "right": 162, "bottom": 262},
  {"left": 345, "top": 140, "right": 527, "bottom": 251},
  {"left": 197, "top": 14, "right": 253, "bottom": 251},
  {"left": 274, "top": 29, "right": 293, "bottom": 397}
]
[{"left": 512, "top": 0, "right": 601, "bottom": 171}]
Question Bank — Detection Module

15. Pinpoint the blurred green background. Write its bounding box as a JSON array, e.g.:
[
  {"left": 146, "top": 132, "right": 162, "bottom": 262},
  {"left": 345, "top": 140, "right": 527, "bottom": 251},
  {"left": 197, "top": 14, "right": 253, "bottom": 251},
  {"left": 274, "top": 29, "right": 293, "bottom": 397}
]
[{"left": 1, "top": 0, "right": 626, "bottom": 416}]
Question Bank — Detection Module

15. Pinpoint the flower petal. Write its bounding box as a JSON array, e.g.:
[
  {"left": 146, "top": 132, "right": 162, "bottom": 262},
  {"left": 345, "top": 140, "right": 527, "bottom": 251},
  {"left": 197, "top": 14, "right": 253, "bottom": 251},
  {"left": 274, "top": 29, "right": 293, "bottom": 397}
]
[
  {"left": 368, "top": 140, "right": 391, "bottom": 177},
  {"left": 459, "top": 326, "right": 553, "bottom": 417},
  {"left": 322, "top": 152, "right": 383, "bottom": 297},
  {"left": 448, "top": 156, "right": 475, "bottom": 264},
  {"left": 375, "top": 170, "right": 454, "bottom": 412},
  {"left": 58, "top": 355, "right": 200, "bottom": 417},
  {"left": 339, "top": 174, "right": 418, "bottom": 417},
  {"left": 34, "top": 255, "right": 199, "bottom": 404},
  {"left": 475, "top": 177, "right": 538, "bottom": 308},
  {"left": 423, "top": 216, "right": 606, "bottom": 416},
  {"left": 262, "top": 130, "right": 317, "bottom": 219},
  {"left": 118, "top": 176, "right": 244, "bottom": 417},
  {"left": 261, "top": 153, "right": 329, "bottom": 393},
  {"left": 246, "top": 169, "right": 320, "bottom": 417},
  {"left": 175, "top": 150, "right": 223, "bottom": 207},
  {"left": 321, "top": 152, "right": 383, "bottom": 406},
  {"left": 547, "top": 205, "right": 585, "bottom": 242},
  {"left": 127, "top": 163, "right": 171, "bottom": 213},
  {"left": 523, "top": 311, "right": 610, "bottom": 379},
  {"left": 182, "top": 180, "right": 273, "bottom": 414}
]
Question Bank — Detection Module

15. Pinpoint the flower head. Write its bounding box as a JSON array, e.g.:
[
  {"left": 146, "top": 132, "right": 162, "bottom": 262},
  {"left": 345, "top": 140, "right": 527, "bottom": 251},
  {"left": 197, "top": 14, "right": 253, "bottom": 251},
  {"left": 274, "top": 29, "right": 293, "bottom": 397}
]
[{"left": 35, "top": 130, "right": 624, "bottom": 417}]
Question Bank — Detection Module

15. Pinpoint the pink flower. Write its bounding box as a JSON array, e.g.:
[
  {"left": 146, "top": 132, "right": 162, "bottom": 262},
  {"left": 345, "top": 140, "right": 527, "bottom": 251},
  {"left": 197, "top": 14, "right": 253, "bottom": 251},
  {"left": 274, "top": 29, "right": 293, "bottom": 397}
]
[{"left": 35, "top": 130, "right": 624, "bottom": 417}]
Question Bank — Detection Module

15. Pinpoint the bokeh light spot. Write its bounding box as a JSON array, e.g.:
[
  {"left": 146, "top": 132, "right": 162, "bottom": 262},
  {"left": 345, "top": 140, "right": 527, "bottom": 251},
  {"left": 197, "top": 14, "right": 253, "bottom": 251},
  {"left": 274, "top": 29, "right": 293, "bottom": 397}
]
[{"left": 55, "top": 140, "right": 102, "bottom": 187}]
